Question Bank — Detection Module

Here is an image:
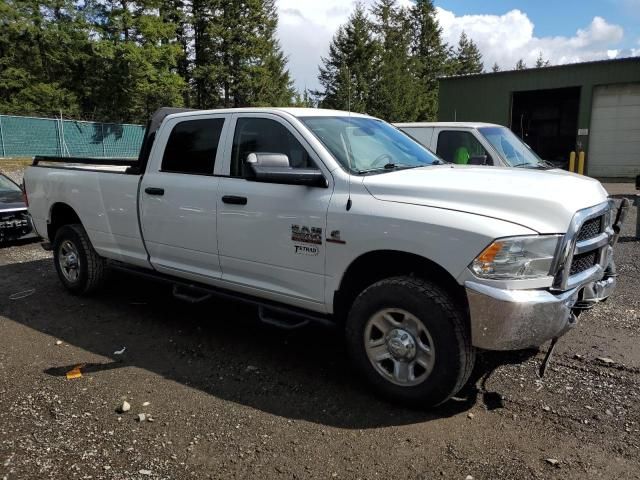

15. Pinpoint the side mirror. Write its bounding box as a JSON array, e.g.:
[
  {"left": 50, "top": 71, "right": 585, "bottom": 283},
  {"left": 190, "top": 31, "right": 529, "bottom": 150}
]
[
  {"left": 469, "top": 155, "right": 489, "bottom": 166},
  {"left": 246, "top": 152, "right": 290, "bottom": 168},
  {"left": 245, "top": 152, "right": 327, "bottom": 188}
]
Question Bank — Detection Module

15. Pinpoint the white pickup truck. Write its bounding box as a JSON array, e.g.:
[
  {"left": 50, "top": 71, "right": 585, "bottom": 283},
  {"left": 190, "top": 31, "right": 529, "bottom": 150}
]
[
  {"left": 24, "top": 107, "right": 627, "bottom": 406},
  {"left": 395, "top": 121, "right": 556, "bottom": 168}
]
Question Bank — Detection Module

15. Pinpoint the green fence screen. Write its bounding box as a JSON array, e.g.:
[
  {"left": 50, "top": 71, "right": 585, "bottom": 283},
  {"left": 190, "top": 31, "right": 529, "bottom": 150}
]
[{"left": 0, "top": 115, "right": 145, "bottom": 158}]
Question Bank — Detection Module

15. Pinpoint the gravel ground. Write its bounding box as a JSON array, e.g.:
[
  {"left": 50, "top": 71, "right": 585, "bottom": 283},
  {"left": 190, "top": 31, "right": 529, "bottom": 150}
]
[
  {"left": 1, "top": 171, "right": 639, "bottom": 479},
  {"left": 0, "top": 161, "right": 30, "bottom": 185}
]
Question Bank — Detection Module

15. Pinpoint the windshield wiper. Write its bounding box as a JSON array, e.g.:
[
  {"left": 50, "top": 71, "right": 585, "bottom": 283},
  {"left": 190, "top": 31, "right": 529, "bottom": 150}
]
[
  {"left": 356, "top": 163, "right": 421, "bottom": 174},
  {"left": 511, "top": 162, "right": 547, "bottom": 169}
]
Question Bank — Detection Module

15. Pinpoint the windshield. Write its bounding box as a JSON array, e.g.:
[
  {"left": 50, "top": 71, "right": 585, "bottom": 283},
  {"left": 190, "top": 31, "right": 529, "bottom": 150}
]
[
  {"left": 478, "top": 126, "right": 547, "bottom": 168},
  {"left": 0, "top": 174, "right": 21, "bottom": 193},
  {"left": 301, "top": 116, "right": 443, "bottom": 174}
]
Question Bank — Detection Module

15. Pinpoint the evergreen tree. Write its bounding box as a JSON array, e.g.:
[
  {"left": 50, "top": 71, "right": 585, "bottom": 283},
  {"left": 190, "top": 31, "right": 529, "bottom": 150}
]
[
  {"left": 0, "top": 0, "right": 90, "bottom": 116},
  {"left": 535, "top": 52, "right": 550, "bottom": 68},
  {"left": 84, "top": 0, "right": 187, "bottom": 122},
  {"left": 408, "top": 0, "right": 451, "bottom": 120},
  {"left": 292, "top": 89, "right": 316, "bottom": 108},
  {"left": 454, "top": 31, "right": 483, "bottom": 75},
  {"left": 515, "top": 58, "right": 527, "bottom": 70},
  {"left": 368, "top": 0, "right": 420, "bottom": 121},
  {"left": 192, "top": 0, "right": 294, "bottom": 109},
  {"left": 160, "top": 0, "right": 192, "bottom": 106},
  {"left": 491, "top": 62, "right": 500, "bottom": 72},
  {"left": 0, "top": 0, "right": 294, "bottom": 121},
  {"left": 315, "top": 4, "right": 377, "bottom": 113}
]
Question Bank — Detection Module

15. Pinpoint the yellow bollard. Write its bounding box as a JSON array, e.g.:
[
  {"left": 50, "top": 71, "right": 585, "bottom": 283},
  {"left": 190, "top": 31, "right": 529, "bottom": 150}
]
[
  {"left": 569, "top": 151, "right": 576, "bottom": 172},
  {"left": 578, "top": 151, "right": 585, "bottom": 175}
]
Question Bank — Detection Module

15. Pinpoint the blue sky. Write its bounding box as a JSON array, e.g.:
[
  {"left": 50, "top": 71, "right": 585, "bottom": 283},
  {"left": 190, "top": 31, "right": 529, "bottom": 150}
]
[
  {"left": 436, "top": 0, "right": 639, "bottom": 48},
  {"left": 277, "top": 0, "right": 640, "bottom": 91}
]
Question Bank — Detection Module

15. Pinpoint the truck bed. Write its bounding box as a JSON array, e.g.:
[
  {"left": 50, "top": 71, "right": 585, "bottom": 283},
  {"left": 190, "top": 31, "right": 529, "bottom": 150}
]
[
  {"left": 32, "top": 156, "right": 138, "bottom": 173},
  {"left": 25, "top": 157, "right": 150, "bottom": 268}
]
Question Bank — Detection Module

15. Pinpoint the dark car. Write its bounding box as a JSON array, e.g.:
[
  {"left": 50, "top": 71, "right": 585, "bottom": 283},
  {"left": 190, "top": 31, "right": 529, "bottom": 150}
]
[{"left": 0, "top": 172, "right": 35, "bottom": 243}]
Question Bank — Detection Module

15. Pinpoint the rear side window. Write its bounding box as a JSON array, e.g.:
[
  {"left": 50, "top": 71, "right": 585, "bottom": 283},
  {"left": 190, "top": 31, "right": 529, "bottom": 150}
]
[
  {"left": 161, "top": 118, "right": 225, "bottom": 175},
  {"left": 399, "top": 127, "right": 434, "bottom": 148},
  {"left": 436, "top": 130, "right": 491, "bottom": 165}
]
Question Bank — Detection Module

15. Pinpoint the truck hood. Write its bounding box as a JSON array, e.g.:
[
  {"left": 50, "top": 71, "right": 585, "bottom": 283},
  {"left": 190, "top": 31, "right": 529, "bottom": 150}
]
[{"left": 362, "top": 165, "right": 609, "bottom": 233}]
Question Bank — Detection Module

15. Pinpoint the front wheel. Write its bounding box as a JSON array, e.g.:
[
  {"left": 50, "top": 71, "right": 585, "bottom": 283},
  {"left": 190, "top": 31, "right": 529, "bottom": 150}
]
[
  {"left": 53, "top": 224, "right": 107, "bottom": 295},
  {"left": 345, "top": 276, "right": 475, "bottom": 407}
]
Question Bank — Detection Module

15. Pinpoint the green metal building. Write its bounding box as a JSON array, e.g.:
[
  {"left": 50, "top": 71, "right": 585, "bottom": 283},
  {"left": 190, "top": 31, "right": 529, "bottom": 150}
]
[{"left": 438, "top": 57, "right": 640, "bottom": 178}]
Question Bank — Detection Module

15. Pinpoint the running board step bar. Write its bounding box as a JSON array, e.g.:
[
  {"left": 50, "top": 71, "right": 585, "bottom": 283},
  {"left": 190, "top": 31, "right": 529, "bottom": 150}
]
[
  {"left": 258, "top": 306, "right": 310, "bottom": 330},
  {"left": 172, "top": 285, "right": 212, "bottom": 304},
  {"left": 108, "top": 260, "right": 334, "bottom": 329}
]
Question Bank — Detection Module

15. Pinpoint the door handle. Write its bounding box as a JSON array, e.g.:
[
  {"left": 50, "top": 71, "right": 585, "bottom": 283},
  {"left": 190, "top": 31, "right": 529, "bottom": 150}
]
[
  {"left": 145, "top": 187, "right": 165, "bottom": 196},
  {"left": 222, "top": 195, "right": 248, "bottom": 205}
]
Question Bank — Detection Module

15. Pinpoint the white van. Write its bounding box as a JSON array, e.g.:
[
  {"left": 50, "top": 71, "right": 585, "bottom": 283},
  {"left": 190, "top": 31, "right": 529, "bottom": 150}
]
[{"left": 394, "top": 122, "right": 554, "bottom": 169}]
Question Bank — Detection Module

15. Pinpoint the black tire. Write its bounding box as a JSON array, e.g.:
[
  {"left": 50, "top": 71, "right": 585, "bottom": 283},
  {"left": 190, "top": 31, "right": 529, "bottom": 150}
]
[
  {"left": 53, "top": 224, "right": 107, "bottom": 295},
  {"left": 345, "top": 276, "right": 475, "bottom": 407}
]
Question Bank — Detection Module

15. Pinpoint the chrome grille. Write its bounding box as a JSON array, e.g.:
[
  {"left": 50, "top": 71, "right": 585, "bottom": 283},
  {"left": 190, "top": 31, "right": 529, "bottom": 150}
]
[
  {"left": 576, "top": 216, "right": 603, "bottom": 242},
  {"left": 569, "top": 251, "right": 597, "bottom": 276},
  {"left": 553, "top": 202, "right": 613, "bottom": 291},
  {"left": 0, "top": 210, "right": 32, "bottom": 241}
]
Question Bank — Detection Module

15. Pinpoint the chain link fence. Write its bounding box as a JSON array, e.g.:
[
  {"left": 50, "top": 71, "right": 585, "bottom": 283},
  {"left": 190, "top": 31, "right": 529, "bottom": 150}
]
[{"left": 0, "top": 115, "right": 145, "bottom": 159}]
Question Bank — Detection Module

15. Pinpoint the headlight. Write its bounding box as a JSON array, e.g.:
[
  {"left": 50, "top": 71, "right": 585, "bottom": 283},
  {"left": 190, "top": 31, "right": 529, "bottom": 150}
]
[{"left": 470, "top": 235, "right": 561, "bottom": 279}]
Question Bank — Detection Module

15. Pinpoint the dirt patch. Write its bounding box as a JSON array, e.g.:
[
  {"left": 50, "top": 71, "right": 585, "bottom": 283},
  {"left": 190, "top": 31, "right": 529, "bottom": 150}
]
[
  {"left": 1, "top": 208, "right": 639, "bottom": 480},
  {"left": 0, "top": 158, "right": 31, "bottom": 184}
]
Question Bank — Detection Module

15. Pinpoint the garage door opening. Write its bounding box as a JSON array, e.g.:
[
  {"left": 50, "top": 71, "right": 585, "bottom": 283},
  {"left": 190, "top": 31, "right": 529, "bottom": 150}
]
[{"left": 510, "top": 87, "right": 580, "bottom": 168}]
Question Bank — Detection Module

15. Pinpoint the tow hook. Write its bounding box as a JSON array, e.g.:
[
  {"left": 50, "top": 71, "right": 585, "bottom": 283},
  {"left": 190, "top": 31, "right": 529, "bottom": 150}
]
[{"left": 539, "top": 337, "right": 559, "bottom": 378}]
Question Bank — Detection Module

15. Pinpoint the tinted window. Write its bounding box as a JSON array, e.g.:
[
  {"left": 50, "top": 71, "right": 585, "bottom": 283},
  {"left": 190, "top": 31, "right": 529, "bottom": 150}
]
[
  {"left": 436, "top": 130, "right": 491, "bottom": 165},
  {"left": 231, "top": 118, "right": 315, "bottom": 177},
  {"left": 161, "top": 118, "right": 224, "bottom": 175},
  {"left": 0, "top": 174, "right": 21, "bottom": 193}
]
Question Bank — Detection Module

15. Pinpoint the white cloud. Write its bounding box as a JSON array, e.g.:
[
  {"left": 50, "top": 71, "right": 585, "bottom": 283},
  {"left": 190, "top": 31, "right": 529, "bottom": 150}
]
[
  {"left": 277, "top": 0, "right": 360, "bottom": 92},
  {"left": 277, "top": 2, "right": 629, "bottom": 91},
  {"left": 432, "top": 9, "right": 626, "bottom": 69},
  {"left": 435, "top": 8, "right": 625, "bottom": 69},
  {"left": 277, "top": 0, "right": 413, "bottom": 91}
]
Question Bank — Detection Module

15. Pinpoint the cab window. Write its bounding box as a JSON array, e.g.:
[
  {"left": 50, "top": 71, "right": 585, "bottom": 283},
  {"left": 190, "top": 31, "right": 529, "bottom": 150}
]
[
  {"left": 399, "top": 127, "right": 434, "bottom": 148},
  {"left": 230, "top": 118, "right": 316, "bottom": 177},
  {"left": 436, "top": 130, "right": 492, "bottom": 165},
  {"left": 161, "top": 118, "right": 224, "bottom": 175}
]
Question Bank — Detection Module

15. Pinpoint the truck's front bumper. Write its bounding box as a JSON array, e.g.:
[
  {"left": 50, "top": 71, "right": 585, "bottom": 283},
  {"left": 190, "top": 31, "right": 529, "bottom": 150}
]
[{"left": 465, "top": 273, "right": 616, "bottom": 350}]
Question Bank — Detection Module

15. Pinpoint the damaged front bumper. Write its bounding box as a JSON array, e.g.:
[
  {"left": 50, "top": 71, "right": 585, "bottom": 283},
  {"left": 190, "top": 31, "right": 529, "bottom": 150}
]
[
  {"left": 0, "top": 208, "right": 35, "bottom": 243},
  {"left": 465, "top": 198, "right": 626, "bottom": 351},
  {"left": 465, "top": 271, "right": 616, "bottom": 350}
]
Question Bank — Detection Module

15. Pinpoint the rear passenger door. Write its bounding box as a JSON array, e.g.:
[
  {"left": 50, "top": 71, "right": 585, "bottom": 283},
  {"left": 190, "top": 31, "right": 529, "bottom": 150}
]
[
  {"left": 140, "top": 114, "right": 228, "bottom": 281},
  {"left": 435, "top": 129, "right": 494, "bottom": 165}
]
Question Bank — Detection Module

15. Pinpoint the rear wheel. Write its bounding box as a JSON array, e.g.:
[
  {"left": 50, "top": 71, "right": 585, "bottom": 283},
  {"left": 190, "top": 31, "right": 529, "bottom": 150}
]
[
  {"left": 345, "top": 276, "right": 475, "bottom": 407},
  {"left": 53, "top": 224, "right": 107, "bottom": 295}
]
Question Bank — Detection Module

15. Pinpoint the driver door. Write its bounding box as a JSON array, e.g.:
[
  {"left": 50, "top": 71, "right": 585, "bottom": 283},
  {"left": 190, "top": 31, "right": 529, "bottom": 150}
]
[{"left": 216, "top": 113, "right": 333, "bottom": 310}]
